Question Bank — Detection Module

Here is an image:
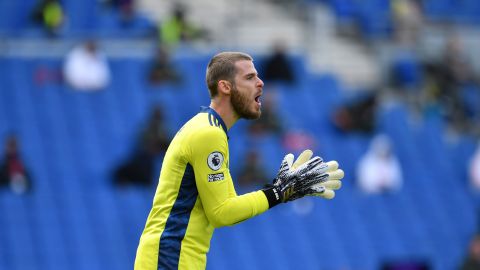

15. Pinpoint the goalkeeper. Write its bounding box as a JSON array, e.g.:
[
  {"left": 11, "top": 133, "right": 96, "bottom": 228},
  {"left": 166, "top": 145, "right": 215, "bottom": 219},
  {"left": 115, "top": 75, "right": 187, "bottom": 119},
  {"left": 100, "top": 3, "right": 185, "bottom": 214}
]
[{"left": 134, "top": 52, "right": 344, "bottom": 270}]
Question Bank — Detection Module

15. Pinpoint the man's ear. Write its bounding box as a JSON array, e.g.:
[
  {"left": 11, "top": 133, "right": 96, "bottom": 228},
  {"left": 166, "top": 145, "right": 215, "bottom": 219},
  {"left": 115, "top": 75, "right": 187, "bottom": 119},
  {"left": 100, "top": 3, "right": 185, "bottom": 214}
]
[{"left": 217, "top": 80, "right": 232, "bottom": 95}]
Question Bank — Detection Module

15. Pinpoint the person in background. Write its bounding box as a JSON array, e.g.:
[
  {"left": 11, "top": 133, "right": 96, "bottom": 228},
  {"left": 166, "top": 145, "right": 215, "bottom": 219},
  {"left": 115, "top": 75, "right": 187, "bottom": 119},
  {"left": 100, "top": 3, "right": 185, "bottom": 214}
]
[
  {"left": 31, "top": 0, "right": 65, "bottom": 36},
  {"left": 332, "top": 93, "right": 378, "bottom": 134},
  {"left": 356, "top": 134, "right": 402, "bottom": 194},
  {"left": 424, "top": 35, "right": 479, "bottom": 135},
  {"left": 159, "top": 4, "right": 208, "bottom": 48},
  {"left": 460, "top": 234, "right": 480, "bottom": 270},
  {"left": 141, "top": 106, "right": 171, "bottom": 156},
  {"left": 262, "top": 41, "right": 295, "bottom": 84},
  {"left": 0, "top": 136, "right": 31, "bottom": 194},
  {"left": 114, "top": 106, "right": 170, "bottom": 187},
  {"left": 390, "top": 0, "right": 423, "bottom": 45},
  {"left": 63, "top": 40, "right": 111, "bottom": 91},
  {"left": 148, "top": 46, "right": 181, "bottom": 85}
]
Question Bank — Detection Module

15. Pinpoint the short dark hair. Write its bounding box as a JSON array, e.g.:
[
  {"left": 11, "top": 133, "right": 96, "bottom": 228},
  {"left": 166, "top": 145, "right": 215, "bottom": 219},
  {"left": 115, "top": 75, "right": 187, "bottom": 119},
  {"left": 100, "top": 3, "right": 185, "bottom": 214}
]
[{"left": 206, "top": 52, "right": 253, "bottom": 98}]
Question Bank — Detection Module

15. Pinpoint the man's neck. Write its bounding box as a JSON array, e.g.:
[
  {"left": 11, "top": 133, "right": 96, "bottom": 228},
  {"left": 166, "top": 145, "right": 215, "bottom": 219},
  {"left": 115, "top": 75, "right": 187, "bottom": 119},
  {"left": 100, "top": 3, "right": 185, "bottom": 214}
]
[{"left": 209, "top": 100, "right": 239, "bottom": 130}]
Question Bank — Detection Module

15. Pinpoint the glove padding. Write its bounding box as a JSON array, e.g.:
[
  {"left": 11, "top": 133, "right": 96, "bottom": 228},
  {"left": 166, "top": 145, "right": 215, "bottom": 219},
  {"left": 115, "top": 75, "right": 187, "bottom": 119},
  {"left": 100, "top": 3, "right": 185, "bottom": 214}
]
[
  {"left": 273, "top": 150, "right": 344, "bottom": 202},
  {"left": 273, "top": 150, "right": 324, "bottom": 202},
  {"left": 286, "top": 160, "right": 344, "bottom": 202}
]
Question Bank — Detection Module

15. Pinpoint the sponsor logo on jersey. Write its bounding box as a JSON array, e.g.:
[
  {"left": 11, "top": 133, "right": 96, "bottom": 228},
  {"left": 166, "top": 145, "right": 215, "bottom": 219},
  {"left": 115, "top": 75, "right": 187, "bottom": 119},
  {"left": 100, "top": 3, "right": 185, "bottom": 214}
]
[
  {"left": 207, "top": 151, "right": 224, "bottom": 171},
  {"left": 208, "top": 173, "right": 225, "bottom": 182}
]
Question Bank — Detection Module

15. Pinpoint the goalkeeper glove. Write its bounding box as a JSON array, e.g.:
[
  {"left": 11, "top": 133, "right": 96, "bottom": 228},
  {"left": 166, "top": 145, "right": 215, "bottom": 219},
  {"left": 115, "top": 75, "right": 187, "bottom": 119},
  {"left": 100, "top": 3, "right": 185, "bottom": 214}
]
[
  {"left": 286, "top": 160, "right": 344, "bottom": 202},
  {"left": 262, "top": 150, "right": 344, "bottom": 207},
  {"left": 263, "top": 150, "right": 324, "bottom": 207}
]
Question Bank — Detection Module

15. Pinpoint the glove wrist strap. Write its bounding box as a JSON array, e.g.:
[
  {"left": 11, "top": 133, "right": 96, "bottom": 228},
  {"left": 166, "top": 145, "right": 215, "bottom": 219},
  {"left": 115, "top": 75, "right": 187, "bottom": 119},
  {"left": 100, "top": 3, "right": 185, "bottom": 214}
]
[{"left": 262, "top": 184, "right": 282, "bottom": 208}]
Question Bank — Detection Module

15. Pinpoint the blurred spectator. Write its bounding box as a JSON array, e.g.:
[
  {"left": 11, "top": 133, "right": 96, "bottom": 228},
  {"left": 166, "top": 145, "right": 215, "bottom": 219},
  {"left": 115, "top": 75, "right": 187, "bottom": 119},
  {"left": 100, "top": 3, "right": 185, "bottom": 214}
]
[
  {"left": 237, "top": 150, "right": 267, "bottom": 188},
  {"left": 440, "top": 36, "right": 477, "bottom": 134},
  {"left": 160, "top": 4, "right": 208, "bottom": 47},
  {"left": 460, "top": 234, "right": 480, "bottom": 270},
  {"left": 248, "top": 91, "right": 283, "bottom": 136},
  {"left": 114, "top": 106, "right": 170, "bottom": 187},
  {"left": 148, "top": 46, "right": 182, "bottom": 85},
  {"left": 31, "top": 0, "right": 65, "bottom": 36},
  {"left": 391, "top": 0, "right": 423, "bottom": 45},
  {"left": 0, "top": 136, "right": 31, "bottom": 194},
  {"left": 356, "top": 134, "right": 402, "bottom": 194},
  {"left": 141, "top": 106, "right": 171, "bottom": 155},
  {"left": 469, "top": 143, "right": 480, "bottom": 192},
  {"left": 424, "top": 35, "right": 478, "bottom": 134},
  {"left": 442, "top": 35, "right": 476, "bottom": 88},
  {"left": 262, "top": 41, "right": 295, "bottom": 84},
  {"left": 63, "top": 40, "right": 111, "bottom": 91},
  {"left": 332, "top": 93, "right": 378, "bottom": 134}
]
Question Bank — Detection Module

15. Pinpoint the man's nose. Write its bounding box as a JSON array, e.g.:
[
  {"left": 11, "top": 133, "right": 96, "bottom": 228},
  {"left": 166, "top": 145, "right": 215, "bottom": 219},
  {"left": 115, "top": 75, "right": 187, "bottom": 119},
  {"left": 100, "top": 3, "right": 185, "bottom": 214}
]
[{"left": 257, "top": 78, "right": 264, "bottom": 88}]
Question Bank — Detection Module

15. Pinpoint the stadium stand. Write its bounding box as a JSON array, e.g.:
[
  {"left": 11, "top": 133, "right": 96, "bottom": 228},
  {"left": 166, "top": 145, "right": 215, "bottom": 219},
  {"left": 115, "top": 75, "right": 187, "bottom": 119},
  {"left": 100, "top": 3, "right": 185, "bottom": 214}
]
[
  {"left": 0, "top": 0, "right": 479, "bottom": 269},
  {"left": 0, "top": 55, "right": 477, "bottom": 269}
]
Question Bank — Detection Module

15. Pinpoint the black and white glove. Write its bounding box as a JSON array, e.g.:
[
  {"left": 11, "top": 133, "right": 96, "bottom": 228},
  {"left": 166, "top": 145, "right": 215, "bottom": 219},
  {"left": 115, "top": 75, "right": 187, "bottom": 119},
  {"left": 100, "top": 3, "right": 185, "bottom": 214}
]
[
  {"left": 263, "top": 150, "right": 344, "bottom": 208},
  {"left": 286, "top": 160, "right": 344, "bottom": 202}
]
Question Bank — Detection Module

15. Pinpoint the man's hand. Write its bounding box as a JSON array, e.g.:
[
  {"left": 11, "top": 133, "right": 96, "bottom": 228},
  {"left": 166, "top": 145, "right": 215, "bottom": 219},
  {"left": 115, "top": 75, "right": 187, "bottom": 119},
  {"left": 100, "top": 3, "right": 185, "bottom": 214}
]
[
  {"left": 272, "top": 150, "right": 324, "bottom": 202},
  {"left": 263, "top": 150, "right": 344, "bottom": 207},
  {"left": 286, "top": 160, "right": 344, "bottom": 202}
]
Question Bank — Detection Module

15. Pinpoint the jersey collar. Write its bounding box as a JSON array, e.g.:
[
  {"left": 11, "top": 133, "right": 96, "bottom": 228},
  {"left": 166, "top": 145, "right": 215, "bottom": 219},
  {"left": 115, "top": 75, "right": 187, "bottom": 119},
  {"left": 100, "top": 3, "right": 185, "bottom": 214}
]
[{"left": 200, "top": 106, "right": 229, "bottom": 137}]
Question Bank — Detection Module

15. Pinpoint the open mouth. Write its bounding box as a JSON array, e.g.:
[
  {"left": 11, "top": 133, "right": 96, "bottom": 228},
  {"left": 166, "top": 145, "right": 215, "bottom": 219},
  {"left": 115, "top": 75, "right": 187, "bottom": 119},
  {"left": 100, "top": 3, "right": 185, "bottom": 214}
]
[{"left": 255, "top": 94, "right": 262, "bottom": 105}]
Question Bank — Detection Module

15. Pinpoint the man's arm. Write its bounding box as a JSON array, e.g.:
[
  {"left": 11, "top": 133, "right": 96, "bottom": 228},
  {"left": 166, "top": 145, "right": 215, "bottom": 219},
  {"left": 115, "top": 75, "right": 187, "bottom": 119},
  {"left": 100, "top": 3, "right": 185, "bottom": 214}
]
[
  {"left": 189, "top": 127, "right": 344, "bottom": 227},
  {"left": 189, "top": 128, "right": 270, "bottom": 228}
]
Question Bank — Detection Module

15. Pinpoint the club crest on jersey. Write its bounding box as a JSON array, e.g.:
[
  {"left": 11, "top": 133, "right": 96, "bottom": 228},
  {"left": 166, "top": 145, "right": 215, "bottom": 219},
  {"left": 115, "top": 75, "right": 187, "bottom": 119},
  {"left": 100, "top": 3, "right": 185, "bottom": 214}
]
[{"left": 207, "top": 152, "right": 224, "bottom": 171}]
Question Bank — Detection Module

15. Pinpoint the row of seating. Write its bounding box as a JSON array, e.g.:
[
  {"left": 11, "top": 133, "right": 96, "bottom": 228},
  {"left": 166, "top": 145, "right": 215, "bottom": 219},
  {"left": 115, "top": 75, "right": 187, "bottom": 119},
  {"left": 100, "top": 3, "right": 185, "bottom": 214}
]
[{"left": 0, "top": 0, "right": 155, "bottom": 38}]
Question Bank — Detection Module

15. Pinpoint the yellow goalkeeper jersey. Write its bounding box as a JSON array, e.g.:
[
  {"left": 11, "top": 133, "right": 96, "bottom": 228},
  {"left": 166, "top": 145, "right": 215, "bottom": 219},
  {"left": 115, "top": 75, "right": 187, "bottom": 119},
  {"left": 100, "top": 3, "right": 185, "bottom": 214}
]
[{"left": 135, "top": 107, "right": 270, "bottom": 270}]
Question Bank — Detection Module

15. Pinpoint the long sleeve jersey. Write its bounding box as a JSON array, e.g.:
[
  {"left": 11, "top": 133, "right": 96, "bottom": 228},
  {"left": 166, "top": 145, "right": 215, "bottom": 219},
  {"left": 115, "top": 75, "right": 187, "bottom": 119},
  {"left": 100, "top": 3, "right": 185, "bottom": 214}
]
[{"left": 134, "top": 107, "right": 270, "bottom": 270}]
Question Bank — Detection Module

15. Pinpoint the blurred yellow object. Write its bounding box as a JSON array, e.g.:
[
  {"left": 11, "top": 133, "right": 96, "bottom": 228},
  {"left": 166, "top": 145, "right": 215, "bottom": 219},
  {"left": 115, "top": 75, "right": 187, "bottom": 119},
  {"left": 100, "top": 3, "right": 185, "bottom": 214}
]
[{"left": 43, "top": 2, "right": 63, "bottom": 29}]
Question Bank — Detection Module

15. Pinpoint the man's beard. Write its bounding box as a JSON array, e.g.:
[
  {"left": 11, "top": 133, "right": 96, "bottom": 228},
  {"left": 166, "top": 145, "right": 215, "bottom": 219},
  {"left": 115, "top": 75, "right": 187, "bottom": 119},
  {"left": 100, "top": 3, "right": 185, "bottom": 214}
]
[{"left": 231, "top": 85, "right": 261, "bottom": 120}]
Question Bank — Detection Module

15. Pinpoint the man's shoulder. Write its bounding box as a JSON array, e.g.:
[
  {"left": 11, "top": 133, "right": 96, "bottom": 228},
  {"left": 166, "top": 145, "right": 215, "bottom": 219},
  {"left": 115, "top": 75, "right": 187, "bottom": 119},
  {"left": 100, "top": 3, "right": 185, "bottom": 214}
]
[{"left": 182, "top": 113, "right": 227, "bottom": 141}]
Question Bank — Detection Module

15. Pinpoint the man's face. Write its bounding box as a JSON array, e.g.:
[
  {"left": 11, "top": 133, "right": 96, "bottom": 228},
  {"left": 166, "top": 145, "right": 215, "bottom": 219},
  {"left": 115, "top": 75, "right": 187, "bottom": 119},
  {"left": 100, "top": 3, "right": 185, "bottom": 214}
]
[{"left": 230, "top": 60, "right": 264, "bottom": 120}]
